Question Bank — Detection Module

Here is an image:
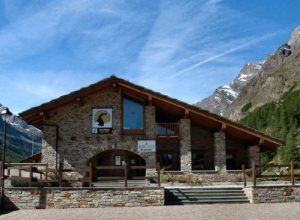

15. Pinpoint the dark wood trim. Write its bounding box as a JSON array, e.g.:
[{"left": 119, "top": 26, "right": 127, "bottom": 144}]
[
  {"left": 184, "top": 109, "right": 189, "bottom": 118},
  {"left": 121, "top": 94, "right": 146, "bottom": 136},
  {"left": 122, "top": 129, "right": 144, "bottom": 135},
  {"left": 221, "top": 123, "right": 226, "bottom": 132},
  {"left": 20, "top": 76, "right": 283, "bottom": 148},
  {"left": 148, "top": 95, "right": 153, "bottom": 106}
]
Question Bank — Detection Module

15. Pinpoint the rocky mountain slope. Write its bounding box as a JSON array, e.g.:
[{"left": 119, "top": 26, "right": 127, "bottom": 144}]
[
  {"left": 0, "top": 103, "right": 42, "bottom": 161},
  {"left": 196, "top": 26, "right": 300, "bottom": 121},
  {"left": 195, "top": 62, "right": 263, "bottom": 116}
]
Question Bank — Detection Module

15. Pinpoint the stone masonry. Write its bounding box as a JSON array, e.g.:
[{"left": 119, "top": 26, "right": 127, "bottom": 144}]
[
  {"left": 180, "top": 119, "right": 192, "bottom": 173},
  {"left": 245, "top": 186, "right": 300, "bottom": 203},
  {"left": 247, "top": 145, "right": 260, "bottom": 166},
  {"left": 143, "top": 106, "right": 156, "bottom": 171},
  {"left": 40, "top": 88, "right": 157, "bottom": 178},
  {"left": 37, "top": 85, "right": 267, "bottom": 183},
  {"left": 214, "top": 131, "right": 226, "bottom": 173},
  {"left": 3, "top": 187, "right": 164, "bottom": 210}
]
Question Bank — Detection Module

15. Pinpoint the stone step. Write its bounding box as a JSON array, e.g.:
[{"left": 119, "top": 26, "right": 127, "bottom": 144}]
[
  {"left": 165, "top": 194, "right": 248, "bottom": 199},
  {"left": 166, "top": 190, "right": 244, "bottom": 194},
  {"left": 166, "top": 187, "right": 244, "bottom": 191},
  {"left": 165, "top": 199, "right": 250, "bottom": 205},
  {"left": 165, "top": 187, "right": 249, "bottom": 205}
]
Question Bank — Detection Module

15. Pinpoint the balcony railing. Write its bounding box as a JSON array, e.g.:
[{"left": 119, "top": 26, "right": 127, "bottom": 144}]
[{"left": 156, "top": 123, "right": 179, "bottom": 137}]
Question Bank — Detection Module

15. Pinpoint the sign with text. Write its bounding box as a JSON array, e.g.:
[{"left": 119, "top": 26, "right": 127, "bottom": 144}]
[{"left": 137, "top": 140, "right": 156, "bottom": 153}]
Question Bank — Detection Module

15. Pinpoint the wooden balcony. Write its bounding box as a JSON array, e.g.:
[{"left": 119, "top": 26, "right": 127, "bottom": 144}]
[{"left": 156, "top": 123, "right": 179, "bottom": 137}]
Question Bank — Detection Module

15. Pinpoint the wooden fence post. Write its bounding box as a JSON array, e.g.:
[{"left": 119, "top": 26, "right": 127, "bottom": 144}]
[
  {"left": 89, "top": 162, "right": 93, "bottom": 187},
  {"left": 157, "top": 162, "right": 161, "bottom": 187},
  {"left": 59, "top": 166, "right": 62, "bottom": 187},
  {"left": 124, "top": 162, "right": 128, "bottom": 187},
  {"left": 242, "top": 164, "right": 246, "bottom": 187},
  {"left": 291, "top": 161, "right": 295, "bottom": 186},
  {"left": 29, "top": 165, "right": 33, "bottom": 187},
  {"left": 45, "top": 164, "right": 48, "bottom": 182},
  {"left": 252, "top": 162, "right": 256, "bottom": 187}
]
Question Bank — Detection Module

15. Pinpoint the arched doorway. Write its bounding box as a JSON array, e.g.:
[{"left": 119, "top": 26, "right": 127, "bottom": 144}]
[{"left": 88, "top": 150, "right": 146, "bottom": 181}]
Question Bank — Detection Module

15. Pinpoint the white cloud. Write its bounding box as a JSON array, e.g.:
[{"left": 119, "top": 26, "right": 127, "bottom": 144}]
[{"left": 0, "top": 0, "right": 289, "bottom": 113}]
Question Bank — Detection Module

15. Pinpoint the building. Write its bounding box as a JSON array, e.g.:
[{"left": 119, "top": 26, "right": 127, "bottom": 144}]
[{"left": 20, "top": 76, "right": 283, "bottom": 184}]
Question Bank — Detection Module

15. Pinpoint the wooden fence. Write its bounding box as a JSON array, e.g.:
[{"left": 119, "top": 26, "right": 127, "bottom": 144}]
[
  {"left": 4, "top": 163, "right": 92, "bottom": 187},
  {"left": 243, "top": 161, "right": 300, "bottom": 187},
  {"left": 96, "top": 162, "right": 161, "bottom": 187},
  {"left": 156, "top": 123, "right": 179, "bottom": 137},
  {"left": 4, "top": 162, "right": 161, "bottom": 188}
]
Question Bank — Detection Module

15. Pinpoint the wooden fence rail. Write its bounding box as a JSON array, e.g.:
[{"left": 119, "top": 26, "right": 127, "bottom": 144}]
[
  {"left": 95, "top": 162, "right": 161, "bottom": 187},
  {"left": 4, "top": 163, "right": 92, "bottom": 187},
  {"left": 156, "top": 123, "right": 179, "bottom": 137},
  {"left": 242, "top": 161, "right": 300, "bottom": 187},
  {"left": 4, "top": 162, "right": 161, "bottom": 188}
]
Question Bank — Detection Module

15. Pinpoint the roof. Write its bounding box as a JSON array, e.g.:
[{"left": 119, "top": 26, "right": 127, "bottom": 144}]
[
  {"left": 19, "top": 75, "right": 284, "bottom": 149},
  {"left": 21, "top": 153, "right": 42, "bottom": 163}
]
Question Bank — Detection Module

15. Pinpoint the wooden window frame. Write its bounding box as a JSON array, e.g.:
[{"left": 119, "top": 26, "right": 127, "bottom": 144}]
[{"left": 121, "top": 94, "right": 146, "bottom": 135}]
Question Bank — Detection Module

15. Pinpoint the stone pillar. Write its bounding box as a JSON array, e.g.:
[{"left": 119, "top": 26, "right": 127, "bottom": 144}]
[
  {"left": 248, "top": 145, "right": 260, "bottom": 167},
  {"left": 145, "top": 106, "right": 156, "bottom": 139},
  {"left": 144, "top": 106, "right": 157, "bottom": 180},
  {"left": 214, "top": 131, "right": 226, "bottom": 173},
  {"left": 180, "top": 119, "right": 192, "bottom": 173},
  {"left": 41, "top": 125, "right": 59, "bottom": 169}
]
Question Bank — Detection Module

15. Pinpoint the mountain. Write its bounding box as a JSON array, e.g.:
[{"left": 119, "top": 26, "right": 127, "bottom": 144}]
[
  {"left": 0, "top": 103, "right": 42, "bottom": 162},
  {"left": 195, "top": 62, "right": 263, "bottom": 116},
  {"left": 196, "top": 26, "right": 300, "bottom": 121}
]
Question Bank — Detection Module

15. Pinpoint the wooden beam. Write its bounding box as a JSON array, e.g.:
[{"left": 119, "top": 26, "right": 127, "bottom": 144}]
[
  {"left": 75, "top": 97, "right": 84, "bottom": 106},
  {"left": 39, "top": 111, "right": 50, "bottom": 120},
  {"left": 148, "top": 95, "right": 153, "bottom": 106},
  {"left": 119, "top": 81, "right": 283, "bottom": 146},
  {"left": 184, "top": 109, "right": 189, "bottom": 118},
  {"left": 221, "top": 123, "right": 227, "bottom": 132},
  {"left": 258, "top": 138, "right": 265, "bottom": 146},
  {"left": 112, "top": 82, "right": 119, "bottom": 92}
]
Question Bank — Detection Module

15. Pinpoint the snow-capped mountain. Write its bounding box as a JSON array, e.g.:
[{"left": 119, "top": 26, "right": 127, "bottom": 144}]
[
  {"left": 195, "top": 62, "right": 263, "bottom": 116},
  {"left": 196, "top": 25, "right": 300, "bottom": 120},
  {"left": 0, "top": 103, "right": 42, "bottom": 160}
]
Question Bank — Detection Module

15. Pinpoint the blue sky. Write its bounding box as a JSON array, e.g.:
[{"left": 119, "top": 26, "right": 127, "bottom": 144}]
[{"left": 0, "top": 0, "right": 300, "bottom": 114}]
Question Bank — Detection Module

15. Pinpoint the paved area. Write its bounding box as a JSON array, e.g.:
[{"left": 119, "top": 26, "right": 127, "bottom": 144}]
[{"left": 1, "top": 203, "right": 300, "bottom": 220}]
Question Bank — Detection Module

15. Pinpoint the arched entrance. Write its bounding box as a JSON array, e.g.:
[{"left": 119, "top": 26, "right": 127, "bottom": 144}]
[{"left": 88, "top": 150, "right": 146, "bottom": 181}]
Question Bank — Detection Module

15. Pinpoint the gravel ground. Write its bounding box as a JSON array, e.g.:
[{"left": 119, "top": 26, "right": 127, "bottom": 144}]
[{"left": 1, "top": 203, "right": 300, "bottom": 220}]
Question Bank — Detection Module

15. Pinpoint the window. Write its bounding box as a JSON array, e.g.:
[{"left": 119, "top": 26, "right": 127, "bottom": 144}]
[
  {"left": 123, "top": 97, "right": 144, "bottom": 130},
  {"left": 191, "top": 149, "right": 215, "bottom": 170},
  {"left": 156, "top": 142, "right": 181, "bottom": 171},
  {"left": 192, "top": 153, "right": 205, "bottom": 170}
]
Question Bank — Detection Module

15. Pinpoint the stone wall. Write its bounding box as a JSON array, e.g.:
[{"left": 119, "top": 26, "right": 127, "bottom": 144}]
[
  {"left": 243, "top": 187, "right": 254, "bottom": 203},
  {"left": 40, "top": 87, "right": 157, "bottom": 174},
  {"left": 245, "top": 186, "right": 300, "bottom": 203},
  {"left": 3, "top": 187, "right": 164, "bottom": 210},
  {"left": 253, "top": 186, "right": 300, "bottom": 203}
]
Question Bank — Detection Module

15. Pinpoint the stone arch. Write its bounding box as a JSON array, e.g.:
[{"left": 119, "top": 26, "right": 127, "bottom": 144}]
[{"left": 87, "top": 149, "right": 146, "bottom": 181}]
